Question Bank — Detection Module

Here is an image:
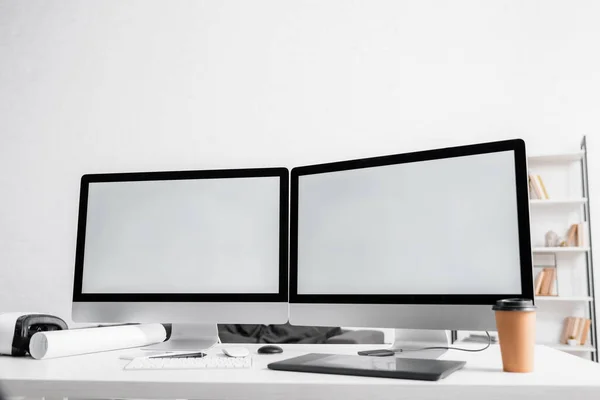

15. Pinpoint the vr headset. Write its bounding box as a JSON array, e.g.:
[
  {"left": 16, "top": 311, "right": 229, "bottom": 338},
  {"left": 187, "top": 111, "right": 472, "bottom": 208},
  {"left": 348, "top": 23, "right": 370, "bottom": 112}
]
[{"left": 0, "top": 313, "right": 68, "bottom": 356}]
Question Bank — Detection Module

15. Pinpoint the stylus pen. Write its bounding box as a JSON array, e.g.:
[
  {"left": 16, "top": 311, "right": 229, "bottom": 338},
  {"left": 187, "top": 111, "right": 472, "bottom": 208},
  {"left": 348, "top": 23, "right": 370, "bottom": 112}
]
[{"left": 149, "top": 351, "right": 207, "bottom": 359}]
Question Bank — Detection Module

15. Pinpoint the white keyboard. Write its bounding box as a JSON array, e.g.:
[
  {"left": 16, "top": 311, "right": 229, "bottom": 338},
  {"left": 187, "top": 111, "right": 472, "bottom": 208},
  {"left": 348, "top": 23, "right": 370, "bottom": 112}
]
[{"left": 125, "top": 355, "right": 252, "bottom": 370}]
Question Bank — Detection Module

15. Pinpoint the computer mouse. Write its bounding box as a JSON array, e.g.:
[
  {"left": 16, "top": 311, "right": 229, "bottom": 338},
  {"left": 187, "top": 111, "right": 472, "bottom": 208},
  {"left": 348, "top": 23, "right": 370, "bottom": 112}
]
[
  {"left": 222, "top": 347, "right": 250, "bottom": 358},
  {"left": 257, "top": 345, "right": 283, "bottom": 354}
]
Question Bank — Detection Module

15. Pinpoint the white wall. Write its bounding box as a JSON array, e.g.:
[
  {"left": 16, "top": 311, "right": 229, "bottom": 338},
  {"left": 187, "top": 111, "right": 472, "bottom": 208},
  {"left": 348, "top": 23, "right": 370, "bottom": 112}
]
[{"left": 1, "top": 0, "right": 600, "bottom": 325}]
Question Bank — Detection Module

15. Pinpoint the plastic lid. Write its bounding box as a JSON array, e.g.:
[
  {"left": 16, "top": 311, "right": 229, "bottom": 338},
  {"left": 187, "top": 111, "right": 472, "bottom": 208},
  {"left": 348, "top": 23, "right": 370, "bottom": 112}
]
[{"left": 492, "top": 298, "right": 536, "bottom": 312}]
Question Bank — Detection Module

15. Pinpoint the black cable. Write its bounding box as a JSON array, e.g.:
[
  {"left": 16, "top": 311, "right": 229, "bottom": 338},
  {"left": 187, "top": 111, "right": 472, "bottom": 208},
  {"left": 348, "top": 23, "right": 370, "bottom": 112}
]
[
  {"left": 358, "top": 331, "right": 492, "bottom": 356},
  {"left": 393, "top": 331, "right": 492, "bottom": 353}
]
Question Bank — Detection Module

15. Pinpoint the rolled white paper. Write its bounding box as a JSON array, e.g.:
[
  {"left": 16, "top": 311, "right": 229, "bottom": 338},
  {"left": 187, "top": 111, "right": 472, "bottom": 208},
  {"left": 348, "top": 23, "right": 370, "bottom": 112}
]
[{"left": 29, "top": 323, "right": 167, "bottom": 360}]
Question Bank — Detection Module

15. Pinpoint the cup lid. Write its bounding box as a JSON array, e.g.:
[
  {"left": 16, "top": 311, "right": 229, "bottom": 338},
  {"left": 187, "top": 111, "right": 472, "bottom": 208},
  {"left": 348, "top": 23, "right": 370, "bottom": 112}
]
[{"left": 492, "top": 298, "right": 536, "bottom": 312}]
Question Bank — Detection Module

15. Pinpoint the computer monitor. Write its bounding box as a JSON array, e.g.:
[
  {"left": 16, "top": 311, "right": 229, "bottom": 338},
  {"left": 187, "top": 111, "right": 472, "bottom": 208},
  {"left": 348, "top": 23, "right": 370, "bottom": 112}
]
[
  {"left": 72, "top": 168, "right": 289, "bottom": 350},
  {"left": 289, "top": 139, "right": 533, "bottom": 338}
]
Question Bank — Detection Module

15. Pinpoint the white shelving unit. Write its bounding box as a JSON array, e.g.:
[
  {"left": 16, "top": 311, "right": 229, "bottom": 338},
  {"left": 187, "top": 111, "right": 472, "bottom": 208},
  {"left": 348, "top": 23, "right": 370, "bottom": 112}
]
[
  {"left": 530, "top": 199, "right": 587, "bottom": 207},
  {"left": 528, "top": 151, "right": 585, "bottom": 164},
  {"left": 528, "top": 137, "right": 597, "bottom": 362}
]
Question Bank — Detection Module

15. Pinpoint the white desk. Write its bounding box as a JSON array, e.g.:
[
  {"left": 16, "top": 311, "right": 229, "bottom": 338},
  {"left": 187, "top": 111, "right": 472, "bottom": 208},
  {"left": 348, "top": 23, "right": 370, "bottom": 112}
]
[{"left": 1, "top": 344, "right": 599, "bottom": 400}]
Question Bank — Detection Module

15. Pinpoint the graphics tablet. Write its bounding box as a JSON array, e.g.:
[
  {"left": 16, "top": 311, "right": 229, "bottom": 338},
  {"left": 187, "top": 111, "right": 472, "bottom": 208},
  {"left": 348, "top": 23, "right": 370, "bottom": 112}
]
[{"left": 268, "top": 353, "right": 465, "bottom": 381}]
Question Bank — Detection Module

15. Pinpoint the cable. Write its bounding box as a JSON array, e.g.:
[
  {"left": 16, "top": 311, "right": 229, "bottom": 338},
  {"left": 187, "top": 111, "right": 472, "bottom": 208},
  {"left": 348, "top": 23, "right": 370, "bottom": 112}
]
[
  {"left": 358, "top": 331, "right": 492, "bottom": 357},
  {"left": 392, "top": 331, "right": 492, "bottom": 353}
]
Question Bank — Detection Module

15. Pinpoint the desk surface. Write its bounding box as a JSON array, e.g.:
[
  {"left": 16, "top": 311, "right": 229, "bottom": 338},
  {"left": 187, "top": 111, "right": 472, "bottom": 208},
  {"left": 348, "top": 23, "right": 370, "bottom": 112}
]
[{"left": 1, "top": 344, "right": 600, "bottom": 400}]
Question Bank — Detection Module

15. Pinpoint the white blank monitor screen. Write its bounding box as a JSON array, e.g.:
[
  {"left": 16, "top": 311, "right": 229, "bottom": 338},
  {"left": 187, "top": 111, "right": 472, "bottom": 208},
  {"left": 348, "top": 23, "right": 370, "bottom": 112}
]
[
  {"left": 81, "top": 175, "right": 282, "bottom": 294},
  {"left": 296, "top": 150, "right": 523, "bottom": 295}
]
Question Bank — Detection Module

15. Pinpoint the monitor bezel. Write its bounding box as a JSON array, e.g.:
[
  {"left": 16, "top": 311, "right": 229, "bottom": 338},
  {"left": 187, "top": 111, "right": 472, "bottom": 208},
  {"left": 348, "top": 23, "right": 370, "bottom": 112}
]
[
  {"left": 73, "top": 167, "right": 289, "bottom": 303},
  {"left": 290, "top": 139, "right": 534, "bottom": 305}
]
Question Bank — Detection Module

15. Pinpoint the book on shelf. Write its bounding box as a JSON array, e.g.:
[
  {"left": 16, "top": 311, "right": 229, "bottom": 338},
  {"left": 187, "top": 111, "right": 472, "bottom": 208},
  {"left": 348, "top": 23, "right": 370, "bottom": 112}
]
[
  {"left": 529, "top": 175, "right": 542, "bottom": 199},
  {"left": 564, "top": 223, "right": 586, "bottom": 247},
  {"left": 536, "top": 175, "right": 550, "bottom": 199},
  {"left": 566, "top": 224, "right": 578, "bottom": 246},
  {"left": 546, "top": 268, "right": 556, "bottom": 295},
  {"left": 561, "top": 317, "right": 592, "bottom": 345},
  {"left": 577, "top": 222, "right": 587, "bottom": 247},
  {"left": 561, "top": 317, "right": 573, "bottom": 344},
  {"left": 561, "top": 317, "right": 574, "bottom": 344},
  {"left": 580, "top": 319, "right": 592, "bottom": 345},
  {"left": 529, "top": 174, "right": 549, "bottom": 200},
  {"left": 534, "top": 270, "right": 546, "bottom": 295},
  {"left": 572, "top": 318, "right": 582, "bottom": 341},
  {"left": 536, "top": 267, "right": 556, "bottom": 296},
  {"left": 577, "top": 318, "right": 587, "bottom": 342}
]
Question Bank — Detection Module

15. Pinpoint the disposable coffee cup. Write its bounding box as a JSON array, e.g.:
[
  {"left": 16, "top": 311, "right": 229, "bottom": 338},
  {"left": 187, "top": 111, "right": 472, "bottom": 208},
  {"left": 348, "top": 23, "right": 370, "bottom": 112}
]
[{"left": 492, "top": 298, "right": 536, "bottom": 373}]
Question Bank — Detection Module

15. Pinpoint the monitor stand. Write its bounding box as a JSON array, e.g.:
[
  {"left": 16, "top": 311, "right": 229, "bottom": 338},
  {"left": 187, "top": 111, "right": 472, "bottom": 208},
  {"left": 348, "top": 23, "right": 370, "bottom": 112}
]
[
  {"left": 144, "top": 323, "right": 219, "bottom": 352},
  {"left": 390, "top": 329, "right": 451, "bottom": 359}
]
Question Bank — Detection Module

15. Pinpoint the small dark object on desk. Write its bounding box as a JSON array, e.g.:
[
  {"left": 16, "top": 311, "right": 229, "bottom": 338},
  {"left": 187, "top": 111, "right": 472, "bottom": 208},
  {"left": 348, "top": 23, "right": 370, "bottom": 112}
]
[
  {"left": 258, "top": 345, "right": 284, "bottom": 354},
  {"left": 0, "top": 313, "right": 68, "bottom": 356}
]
